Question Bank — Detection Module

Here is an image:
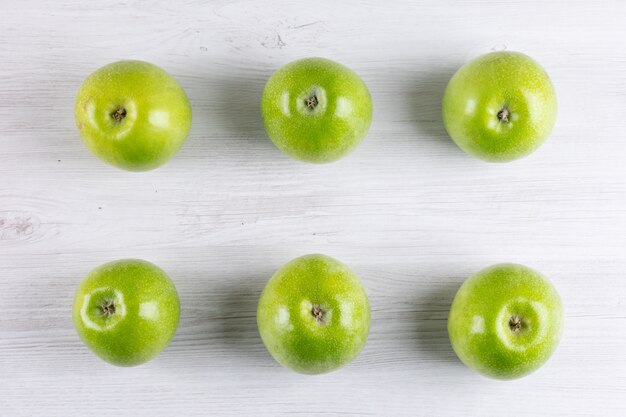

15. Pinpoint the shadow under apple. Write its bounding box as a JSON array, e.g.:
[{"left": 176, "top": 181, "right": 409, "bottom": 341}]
[
  {"left": 183, "top": 67, "right": 276, "bottom": 150},
  {"left": 412, "top": 278, "right": 464, "bottom": 366},
  {"left": 210, "top": 273, "right": 270, "bottom": 365},
  {"left": 408, "top": 64, "right": 464, "bottom": 154},
  {"left": 156, "top": 269, "right": 271, "bottom": 371}
]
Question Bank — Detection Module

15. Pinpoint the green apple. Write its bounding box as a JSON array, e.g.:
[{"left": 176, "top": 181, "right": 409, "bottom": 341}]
[
  {"left": 257, "top": 254, "right": 370, "bottom": 374},
  {"left": 75, "top": 60, "right": 192, "bottom": 171},
  {"left": 73, "top": 259, "right": 180, "bottom": 366},
  {"left": 261, "top": 58, "right": 373, "bottom": 163},
  {"left": 448, "top": 263, "right": 563, "bottom": 379},
  {"left": 442, "top": 51, "right": 557, "bottom": 162}
]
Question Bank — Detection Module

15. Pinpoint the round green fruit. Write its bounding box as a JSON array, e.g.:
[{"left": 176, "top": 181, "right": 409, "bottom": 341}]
[
  {"left": 261, "top": 58, "right": 373, "bottom": 163},
  {"left": 75, "top": 60, "right": 192, "bottom": 171},
  {"left": 257, "top": 254, "right": 370, "bottom": 374},
  {"left": 73, "top": 259, "right": 180, "bottom": 366},
  {"left": 448, "top": 263, "right": 563, "bottom": 380},
  {"left": 442, "top": 51, "right": 557, "bottom": 162}
]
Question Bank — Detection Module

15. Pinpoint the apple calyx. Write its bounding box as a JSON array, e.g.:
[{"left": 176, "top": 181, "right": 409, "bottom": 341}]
[
  {"left": 99, "top": 299, "right": 116, "bottom": 318},
  {"left": 497, "top": 107, "right": 510, "bottom": 123},
  {"left": 305, "top": 95, "right": 319, "bottom": 110},
  {"left": 508, "top": 315, "right": 523, "bottom": 334},
  {"left": 111, "top": 107, "right": 127, "bottom": 122},
  {"left": 311, "top": 304, "right": 326, "bottom": 324}
]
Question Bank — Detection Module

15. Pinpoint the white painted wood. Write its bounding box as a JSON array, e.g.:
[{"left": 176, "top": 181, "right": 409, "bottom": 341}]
[{"left": 1, "top": 0, "right": 625, "bottom": 415}]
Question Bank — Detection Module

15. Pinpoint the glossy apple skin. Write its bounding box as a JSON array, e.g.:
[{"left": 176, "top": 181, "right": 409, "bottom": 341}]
[
  {"left": 257, "top": 254, "right": 370, "bottom": 374},
  {"left": 73, "top": 259, "right": 180, "bottom": 366},
  {"left": 261, "top": 58, "right": 373, "bottom": 163},
  {"left": 75, "top": 61, "right": 192, "bottom": 171},
  {"left": 448, "top": 263, "right": 563, "bottom": 380},
  {"left": 442, "top": 51, "right": 557, "bottom": 162}
]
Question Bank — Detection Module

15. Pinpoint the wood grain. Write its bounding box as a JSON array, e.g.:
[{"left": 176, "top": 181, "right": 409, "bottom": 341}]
[{"left": 1, "top": 0, "right": 625, "bottom": 415}]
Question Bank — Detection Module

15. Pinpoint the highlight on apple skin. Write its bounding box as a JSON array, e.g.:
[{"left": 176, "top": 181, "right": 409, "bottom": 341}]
[
  {"left": 261, "top": 57, "right": 373, "bottom": 163},
  {"left": 75, "top": 60, "right": 192, "bottom": 171},
  {"left": 257, "top": 254, "right": 370, "bottom": 374},
  {"left": 442, "top": 51, "right": 557, "bottom": 162},
  {"left": 448, "top": 263, "right": 563, "bottom": 380}
]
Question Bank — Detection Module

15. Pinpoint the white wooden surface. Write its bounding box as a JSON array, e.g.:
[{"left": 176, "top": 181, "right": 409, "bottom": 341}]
[{"left": 1, "top": 1, "right": 626, "bottom": 415}]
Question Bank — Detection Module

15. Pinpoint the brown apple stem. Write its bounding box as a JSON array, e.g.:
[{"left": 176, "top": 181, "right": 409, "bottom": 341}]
[
  {"left": 305, "top": 95, "right": 318, "bottom": 110},
  {"left": 311, "top": 304, "right": 325, "bottom": 323},
  {"left": 100, "top": 300, "right": 116, "bottom": 318},
  {"left": 111, "top": 107, "right": 127, "bottom": 122},
  {"left": 509, "top": 315, "right": 523, "bottom": 334},
  {"left": 497, "top": 107, "right": 510, "bottom": 123}
]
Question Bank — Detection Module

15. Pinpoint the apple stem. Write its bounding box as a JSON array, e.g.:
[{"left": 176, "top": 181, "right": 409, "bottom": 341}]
[
  {"left": 509, "top": 315, "right": 523, "bottom": 333},
  {"left": 311, "top": 304, "right": 325, "bottom": 323},
  {"left": 100, "top": 300, "right": 116, "bottom": 318},
  {"left": 305, "top": 95, "right": 318, "bottom": 110},
  {"left": 111, "top": 107, "right": 127, "bottom": 122},
  {"left": 497, "top": 107, "right": 510, "bottom": 123}
]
